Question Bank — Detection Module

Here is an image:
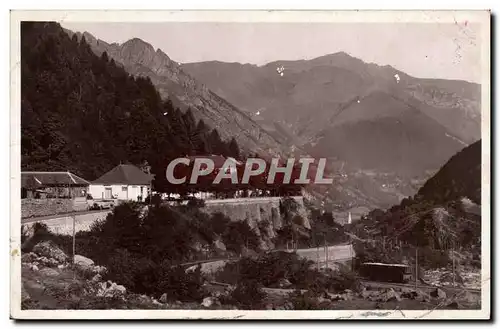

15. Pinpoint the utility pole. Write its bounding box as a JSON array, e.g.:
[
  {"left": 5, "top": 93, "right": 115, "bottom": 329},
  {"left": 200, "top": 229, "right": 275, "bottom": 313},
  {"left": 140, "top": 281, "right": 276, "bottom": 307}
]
[
  {"left": 324, "top": 234, "right": 329, "bottom": 270},
  {"left": 72, "top": 215, "right": 76, "bottom": 263},
  {"left": 452, "top": 241, "right": 456, "bottom": 287},
  {"left": 72, "top": 215, "right": 76, "bottom": 281},
  {"left": 415, "top": 246, "right": 418, "bottom": 289}
]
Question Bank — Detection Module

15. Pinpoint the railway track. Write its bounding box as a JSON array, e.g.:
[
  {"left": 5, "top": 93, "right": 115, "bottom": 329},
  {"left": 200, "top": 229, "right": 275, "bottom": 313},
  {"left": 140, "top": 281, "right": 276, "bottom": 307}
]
[{"left": 360, "top": 279, "right": 481, "bottom": 295}]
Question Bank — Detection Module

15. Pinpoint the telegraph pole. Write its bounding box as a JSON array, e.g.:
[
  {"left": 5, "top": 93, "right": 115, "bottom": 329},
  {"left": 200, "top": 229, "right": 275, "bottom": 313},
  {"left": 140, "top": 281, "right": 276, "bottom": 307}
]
[
  {"left": 324, "top": 234, "right": 329, "bottom": 270},
  {"left": 452, "top": 241, "right": 456, "bottom": 286},
  {"left": 72, "top": 215, "right": 76, "bottom": 281},
  {"left": 415, "top": 246, "right": 418, "bottom": 289}
]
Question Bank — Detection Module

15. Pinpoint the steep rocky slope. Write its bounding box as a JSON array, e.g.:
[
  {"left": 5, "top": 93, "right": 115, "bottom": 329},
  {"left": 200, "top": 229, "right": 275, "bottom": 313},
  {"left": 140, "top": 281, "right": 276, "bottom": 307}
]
[{"left": 66, "top": 30, "right": 287, "bottom": 156}]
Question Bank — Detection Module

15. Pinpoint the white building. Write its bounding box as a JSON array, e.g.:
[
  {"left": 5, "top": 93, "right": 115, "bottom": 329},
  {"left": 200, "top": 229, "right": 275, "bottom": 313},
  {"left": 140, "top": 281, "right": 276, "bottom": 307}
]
[{"left": 89, "top": 164, "right": 153, "bottom": 201}]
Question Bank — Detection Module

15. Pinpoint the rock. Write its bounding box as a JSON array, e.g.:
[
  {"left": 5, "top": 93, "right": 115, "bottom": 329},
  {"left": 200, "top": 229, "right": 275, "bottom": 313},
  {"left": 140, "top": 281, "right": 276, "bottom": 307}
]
[
  {"left": 57, "top": 264, "right": 66, "bottom": 269},
  {"left": 92, "top": 265, "right": 107, "bottom": 275},
  {"left": 378, "top": 288, "right": 401, "bottom": 302},
  {"left": 430, "top": 288, "right": 447, "bottom": 299},
  {"left": 97, "top": 280, "right": 126, "bottom": 298},
  {"left": 30, "top": 264, "right": 39, "bottom": 272},
  {"left": 113, "top": 284, "right": 126, "bottom": 295},
  {"left": 446, "top": 301, "right": 463, "bottom": 309},
  {"left": 202, "top": 297, "right": 215, "bottom": 308},
  {"left": 214, "top": 239, "right": 226, "bottom": 251},
  {"left": 39, "top": 267, "right": 59, "bottom": 277},
  {"left": 21, "top": 283, "right": 30, "bottom": 303},
  {"left": 317, "top": 296, "right": 330, "bottom": 304},
  {"left": 21, "top": 252, "right": 38, "bottom": 263},
  {"left": 74, "top": 255, "right": 94, "bottom": 267},
  {"left": 159, "top": 293, "right": 168, "bottom": 303},
  {"left": 91, "top": 274, "right": 102, "bottom": 283},
  {"left": 33, "top": 241, "right": 68, "bottom": 263},
  {"left": 278, "top": 278, "right": 292, "bottom": 288}
]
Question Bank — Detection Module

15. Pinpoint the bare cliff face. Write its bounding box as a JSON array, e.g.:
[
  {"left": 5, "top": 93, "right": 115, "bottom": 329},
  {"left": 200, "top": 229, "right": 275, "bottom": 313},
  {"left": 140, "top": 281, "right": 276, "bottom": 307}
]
[{"left": 67, "top": 31, "right": 285, "bottom": 157}]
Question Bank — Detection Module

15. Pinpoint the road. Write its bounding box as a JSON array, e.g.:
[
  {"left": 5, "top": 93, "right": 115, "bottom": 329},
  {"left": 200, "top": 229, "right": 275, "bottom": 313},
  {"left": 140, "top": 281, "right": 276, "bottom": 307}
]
[
  {"left": 361, "top": 279, "right": 481, "bottom": 296},
  {"left": 21, "top": 209, "right": 111, "bottom": 224},
  {"left": 291, "top": 244, "right": 356, "bottom": 263},
  {"left": 21, "top": 210, "right": 111, "bottom": 235}
]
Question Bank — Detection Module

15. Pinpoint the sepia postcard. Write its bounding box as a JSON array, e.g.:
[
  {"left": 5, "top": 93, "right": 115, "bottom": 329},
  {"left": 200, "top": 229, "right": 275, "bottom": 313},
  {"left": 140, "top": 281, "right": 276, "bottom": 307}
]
[{"left": 10, "top": 10, "right": 491, "bottom": 320}]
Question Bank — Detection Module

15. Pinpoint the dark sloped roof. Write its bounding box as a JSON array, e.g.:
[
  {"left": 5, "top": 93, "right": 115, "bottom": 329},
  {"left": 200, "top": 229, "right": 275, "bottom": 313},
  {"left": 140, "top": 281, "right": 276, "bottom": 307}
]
[
  {"left": 92, "top": 164, "right": 153, "bottom": 185},
  {"left": 187, "top": 155, "right": 242, "bottom": 169},
  {"left": 21, "top": 172, "right": 90, "bottom": 188}
]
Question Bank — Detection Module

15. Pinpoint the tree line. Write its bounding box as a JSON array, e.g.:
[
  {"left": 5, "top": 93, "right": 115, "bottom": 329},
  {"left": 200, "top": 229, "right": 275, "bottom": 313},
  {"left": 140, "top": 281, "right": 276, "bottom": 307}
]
[{"left": 21, "top": 22, "right": 241, "bottom": 184}]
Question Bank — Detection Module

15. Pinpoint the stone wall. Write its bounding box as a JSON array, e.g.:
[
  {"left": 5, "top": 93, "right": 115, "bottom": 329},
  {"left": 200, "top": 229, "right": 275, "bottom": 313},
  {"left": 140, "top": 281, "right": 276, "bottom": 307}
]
[
  {"left": 21, "top": 198, "right": 88, "bottom": 219},
  {"left": 201, "top": 196, "right": 310, "bottom": 249}
]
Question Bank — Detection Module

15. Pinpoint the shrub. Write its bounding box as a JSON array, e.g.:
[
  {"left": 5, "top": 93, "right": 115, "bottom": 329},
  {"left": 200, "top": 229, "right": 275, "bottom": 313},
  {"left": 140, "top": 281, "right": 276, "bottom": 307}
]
[
  {"left": 228, "top": 280, "right": 266, "bottom": 309},
  {"left": 211, "top": 212, "right": 231, "bottom": 235},
  {"left": 154, "top": 264, "right": 206, "bottom": 302},
  {"left": 288, "top": 290, "right": 322, "bottom": 310},
  {"left": 222, "top": 221, "right": 260, "bottom": 254},
  {"left": 187, "top": 198, "right": 206, "bottom": 208}
]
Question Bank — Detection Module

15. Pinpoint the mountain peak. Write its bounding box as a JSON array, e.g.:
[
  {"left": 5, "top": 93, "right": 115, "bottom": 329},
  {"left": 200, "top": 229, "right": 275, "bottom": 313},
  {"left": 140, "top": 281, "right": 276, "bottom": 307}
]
[{"left": 122, "top": 38, "right": 155, "bottom": 52}]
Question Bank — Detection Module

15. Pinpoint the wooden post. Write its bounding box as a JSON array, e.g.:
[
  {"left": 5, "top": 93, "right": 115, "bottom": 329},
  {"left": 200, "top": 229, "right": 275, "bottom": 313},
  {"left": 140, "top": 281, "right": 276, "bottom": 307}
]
[
  {"left": 324, "top": 234, "right": 328, "bottom": 270},
  {"left": 415, "top": 246, "right": 418, "bottom": 289},
  {"left": 317, "top": 244, "right": 320, "bottom": 271},
  {"left": 452, "top": 241, "right": 456, "bottom": 286},
  {"left": 72, "top": 215, "right": 76, "bottom": 263}
]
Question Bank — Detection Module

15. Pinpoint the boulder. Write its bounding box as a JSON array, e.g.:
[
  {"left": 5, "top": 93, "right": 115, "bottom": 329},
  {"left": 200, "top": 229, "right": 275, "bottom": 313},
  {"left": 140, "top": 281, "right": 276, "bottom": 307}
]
[
  {"left": 92, "top": 265, "right": 107, "bottom": 275},
  {"left": 33, "top": 241, "right": 68, "bottom": 263},
  {"left": 97, "top": 280, "right": 126, "bottom": 298},
  {"left": 201, "top": 296, "right": 215, "bottom": 308},
  {"left": 278, "top": 278, "right": 292, "bottom": 288},
  {"left": 159, "top": 293, "right": 168, "bottom": 304},
  {"left": 430, "top": 288, "right": 447, "bottom": 299},
  {"left": 214, "top": 239, "right": 226, "bottom": 251},
  {"left": 446, "top": 301, "right": 463, "bottom": 309},
  {"left": 21, "top": 283, "right": 30, "bottom": 303},
  {"left": 378, "top": 288, "right": 401, "bottom": 302},
  {"left": 39, "top": 267, "right": 59, "bottom": 277},
  {"left": 91, "top": 274, "right": 102, "bottom": 283},
  {"left": 400, "top": 288, "right": 431, "bottom": 302},
  {"left": 74, "top": 255, "right": 94, "bottom": 267},
  {"left": 21, "top": 252, "right": 38, "bottom": 263},
  {"left": 30, "top": 264, "right": 39, "bottom": 272}
]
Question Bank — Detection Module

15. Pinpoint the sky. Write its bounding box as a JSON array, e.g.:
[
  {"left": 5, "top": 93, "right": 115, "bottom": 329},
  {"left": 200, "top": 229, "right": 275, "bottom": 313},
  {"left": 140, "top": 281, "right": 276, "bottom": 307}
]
[{"left": 61, "top": 22, "right": 481, "bottom": 83}]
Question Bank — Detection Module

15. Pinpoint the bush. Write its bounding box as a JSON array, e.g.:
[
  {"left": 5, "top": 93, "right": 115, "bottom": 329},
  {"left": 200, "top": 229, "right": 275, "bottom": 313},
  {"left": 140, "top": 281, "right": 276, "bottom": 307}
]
[
  {"left": 155, "top": 264, "right": 206, "bottom": 302},
  {"left": 211, "top": 212, "right": 231, "bottom": 235},
  {"left": 222, "top": 221, "right": 260, "bottom": 254},
  {"left": 228, "top": 280, "right": 266, "bottom": 309},
  {"left": 187, "top": 198, "right": 206, "bottom": 208},
  {"left": 288, "top": 290, "right": 322, "bottom": 310}
]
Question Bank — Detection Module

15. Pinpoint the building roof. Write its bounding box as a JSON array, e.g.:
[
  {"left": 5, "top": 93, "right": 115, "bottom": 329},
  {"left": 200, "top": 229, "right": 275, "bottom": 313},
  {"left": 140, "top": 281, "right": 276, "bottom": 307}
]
[
  {"left": 21, "top": 171, "right": 90, "bottom": 188},
  {"left": 92, "top": 164, "right": 153, "bottom": 185}
]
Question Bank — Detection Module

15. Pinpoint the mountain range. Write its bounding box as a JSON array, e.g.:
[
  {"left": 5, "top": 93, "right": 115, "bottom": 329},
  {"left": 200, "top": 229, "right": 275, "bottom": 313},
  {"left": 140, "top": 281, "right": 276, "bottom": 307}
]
[
  {"left": 65, "top": 31, "right": 285, "bottom": 157},
  {"left": 61, "top": 28, "right": 482, "bottom": 210},
  {"left": 183, "top": 54, "right": 481, "bottom": 175}
]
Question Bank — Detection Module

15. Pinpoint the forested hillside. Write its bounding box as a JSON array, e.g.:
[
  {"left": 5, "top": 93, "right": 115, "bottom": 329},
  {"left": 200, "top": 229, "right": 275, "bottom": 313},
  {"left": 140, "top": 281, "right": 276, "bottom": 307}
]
[
  {"left": 352, "top": 140, "right": 482, "bottom": 253},
  {"left": 417, "top": 140, "right": 481, "bottom": 204},
  {"left": 21, "top": 22, "right": 241, "bottom": 180}
]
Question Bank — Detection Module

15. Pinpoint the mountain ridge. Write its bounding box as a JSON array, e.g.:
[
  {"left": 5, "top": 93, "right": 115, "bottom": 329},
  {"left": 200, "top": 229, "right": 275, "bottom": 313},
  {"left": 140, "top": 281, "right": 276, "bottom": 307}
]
[{"left": 66, "top": 29, "right": 288, "bottom": 157}]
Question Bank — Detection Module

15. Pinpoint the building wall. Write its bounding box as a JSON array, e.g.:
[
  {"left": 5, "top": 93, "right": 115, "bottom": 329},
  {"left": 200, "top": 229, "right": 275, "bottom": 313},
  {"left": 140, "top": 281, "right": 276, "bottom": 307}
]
[{"left": 89, "top": 184, "right": 150, "bottom": 201}]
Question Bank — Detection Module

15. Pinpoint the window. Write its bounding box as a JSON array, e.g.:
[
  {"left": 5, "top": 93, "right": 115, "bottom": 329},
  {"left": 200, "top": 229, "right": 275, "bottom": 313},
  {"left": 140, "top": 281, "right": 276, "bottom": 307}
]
[{"left": 122, "top": 186, "right": 127, "bottom": 192}]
